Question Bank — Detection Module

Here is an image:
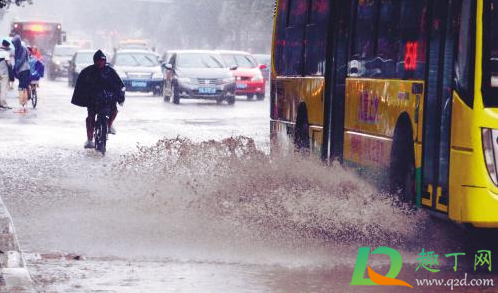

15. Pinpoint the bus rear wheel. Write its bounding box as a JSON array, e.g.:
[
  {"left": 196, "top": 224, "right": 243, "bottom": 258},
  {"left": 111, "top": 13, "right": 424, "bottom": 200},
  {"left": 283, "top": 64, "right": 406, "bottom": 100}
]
[{"left": 389, "top": 121, "right": 415, "bottom": 206}]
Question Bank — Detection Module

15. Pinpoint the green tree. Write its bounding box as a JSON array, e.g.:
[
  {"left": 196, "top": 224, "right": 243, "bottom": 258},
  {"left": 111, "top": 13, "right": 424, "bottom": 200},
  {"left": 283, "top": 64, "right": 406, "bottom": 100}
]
[{"left": 0, "top": 0, "right": 33, "bottom": 8}]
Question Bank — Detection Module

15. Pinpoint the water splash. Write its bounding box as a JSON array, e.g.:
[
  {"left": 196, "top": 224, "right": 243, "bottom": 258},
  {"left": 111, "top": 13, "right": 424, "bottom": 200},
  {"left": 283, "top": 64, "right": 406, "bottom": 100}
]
[{"left": 114, "top": 136, "right": 429, "bottom": 249}]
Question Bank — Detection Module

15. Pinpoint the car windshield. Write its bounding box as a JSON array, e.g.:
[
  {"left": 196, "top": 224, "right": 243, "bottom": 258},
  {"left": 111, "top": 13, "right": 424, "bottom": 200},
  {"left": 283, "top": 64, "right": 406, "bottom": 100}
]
[
  {"left": 176, "top": 53, "right": 224, "bottom": 68},
  {"left": 53, "top": 46, "right": 77, "bottom": 56},
  {"left": 221, "top": 54, "right": 257, "bottom": 68},
  {"left": 115, "top": 53, "right": 159, "bottom": 67},
  {"left": 75, "top": 53, "right": 93, "bottom": 64}
]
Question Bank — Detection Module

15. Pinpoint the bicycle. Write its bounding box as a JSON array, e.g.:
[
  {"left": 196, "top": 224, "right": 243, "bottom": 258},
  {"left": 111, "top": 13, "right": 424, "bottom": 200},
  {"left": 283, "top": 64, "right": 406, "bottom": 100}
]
[
  {"left": 94, "top": 106, "right": 110, "bottom": 155},
  {"left": 27, "top": 80, "right": 38, "bottom": 109}
]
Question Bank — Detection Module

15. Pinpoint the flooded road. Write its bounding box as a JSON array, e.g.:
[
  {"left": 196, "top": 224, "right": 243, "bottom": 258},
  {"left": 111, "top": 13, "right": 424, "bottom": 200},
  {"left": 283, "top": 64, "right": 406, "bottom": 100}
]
[{"left": 0, "top": 80, "right": 497, "bottom": 292}]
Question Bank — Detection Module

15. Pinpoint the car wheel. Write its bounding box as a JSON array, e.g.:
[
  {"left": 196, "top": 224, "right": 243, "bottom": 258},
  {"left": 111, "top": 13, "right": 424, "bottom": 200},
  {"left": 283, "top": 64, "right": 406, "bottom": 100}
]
[
  {"left": 256, "top": 94, "right": 265, "bottom": 101},
  {"left": 227, "top": 96, "right": 235, "bottom": 105},
  {"left": 172, "top": 84, "right": 180, "bottom": 104},
  {"left": 247, "top": 94, "right": 254, "bottom": 100}
]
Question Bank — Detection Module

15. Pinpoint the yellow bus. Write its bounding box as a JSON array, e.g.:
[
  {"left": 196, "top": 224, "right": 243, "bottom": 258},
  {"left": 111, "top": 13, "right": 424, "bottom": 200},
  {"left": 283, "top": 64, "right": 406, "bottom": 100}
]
[{"left": 271, "top": 0, "right": 498, "bottom": 228}]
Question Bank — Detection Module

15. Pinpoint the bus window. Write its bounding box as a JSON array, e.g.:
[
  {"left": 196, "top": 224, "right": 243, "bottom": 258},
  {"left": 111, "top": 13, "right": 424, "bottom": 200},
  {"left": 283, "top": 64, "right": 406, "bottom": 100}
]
[
  {"left": 288, "top": 0, "right": 308, "bottom": 26},
  {"left": 377, "top": 1, "right": 399, "bottom": 63},
  {"left": 283, "top": 0, "right": 308, "bottom": 76},
  {"left": 304, "top": 0, "right": 330, "bottom": 76},
  {"left": 349, "top": 0, "right": 427, "bottom": 79},
  {"left": 274, "top": 0, "right": 289, "bottom": 76},
  {"left": 488, "top": 1, "right": 498, "bottom": 89},
  {"left": 397, "top": 0, "right": 428, "bottom": 79},
  {"left": 455, "top": 0, "right": 473, "bottom": 106},
  {"left": 484, "top": 0, "right": 498, "bottom": 107},
  {"left": 353, "top": 0, "right": 376, "bottom": 62}
]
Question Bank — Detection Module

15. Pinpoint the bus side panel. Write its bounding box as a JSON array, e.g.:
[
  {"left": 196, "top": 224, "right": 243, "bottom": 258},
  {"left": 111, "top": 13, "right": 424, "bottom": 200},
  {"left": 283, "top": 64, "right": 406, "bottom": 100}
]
[
  {"left": 270, "top": 77, "right": 325, "bottom": 155},
  {"left": 344, "top": 78, "right": 423, "bottom": 140},
  {"left": 448, "top": 92, "right": 474, "bottom": 223},
  {"left": 449, "top": 92, "right": 498, "bottom": 227},
  {"left": 343, "top": 78, "right": 424, "bottom": 186}
]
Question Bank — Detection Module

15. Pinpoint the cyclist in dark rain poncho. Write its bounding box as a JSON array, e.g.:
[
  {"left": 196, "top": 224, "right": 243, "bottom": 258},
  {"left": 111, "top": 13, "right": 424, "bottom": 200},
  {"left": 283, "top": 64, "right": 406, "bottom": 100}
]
[{"left": 71, "top": 50, "right": 125, "bottom": 149}]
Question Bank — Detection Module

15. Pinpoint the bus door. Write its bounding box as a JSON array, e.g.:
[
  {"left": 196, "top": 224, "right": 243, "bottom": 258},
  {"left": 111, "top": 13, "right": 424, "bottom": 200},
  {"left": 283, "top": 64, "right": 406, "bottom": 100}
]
[
  {"left": 421, "top": 0, "right": 461, "bottom": 212},
  {"left": 323, "top": 0, "right": 353, "bottom": 162}
]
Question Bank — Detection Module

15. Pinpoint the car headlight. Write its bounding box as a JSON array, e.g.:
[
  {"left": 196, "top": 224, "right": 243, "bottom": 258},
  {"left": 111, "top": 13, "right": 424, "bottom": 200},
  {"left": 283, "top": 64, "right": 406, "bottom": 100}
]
[
  {"left": 223, "top": 77, "right": 235, "bottom": 83},
  {"left": 178, "top": 77, "right": 191, "bottom": 83},
  {"left": 152, "top": 72, "right": 163, "bottom": 79},
  {"left": 252, "top": 74, "right": 263, "bottom": 82},
  {"left": 53, "top": 60, "right": 61, "bottom": 66},
  {"left": 482, "top": 128, "right": 498, "bottom": 186}
]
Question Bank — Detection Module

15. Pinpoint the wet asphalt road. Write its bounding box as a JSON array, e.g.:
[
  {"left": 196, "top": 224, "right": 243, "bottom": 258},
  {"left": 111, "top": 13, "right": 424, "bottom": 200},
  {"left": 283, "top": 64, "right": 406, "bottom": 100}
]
[{"left": 0, "top": 80, "right": 498, "bottom": 292}]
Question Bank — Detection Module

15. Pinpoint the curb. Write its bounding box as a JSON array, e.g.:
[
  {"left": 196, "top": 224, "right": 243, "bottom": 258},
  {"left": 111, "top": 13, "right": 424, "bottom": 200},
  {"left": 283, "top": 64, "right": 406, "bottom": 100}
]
[{"left": 0, "top": 196, "right": 36, "bottom": 292}]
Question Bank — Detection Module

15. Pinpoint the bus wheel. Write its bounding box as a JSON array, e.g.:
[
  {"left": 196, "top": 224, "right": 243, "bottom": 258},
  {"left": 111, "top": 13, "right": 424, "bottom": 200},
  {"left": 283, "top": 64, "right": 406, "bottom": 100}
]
[
  {"left": 389, "top": 121, "right": 415, "bottom": 206},
  {"left": 294, "top": 102, "right": 310, "bottom": 152}
]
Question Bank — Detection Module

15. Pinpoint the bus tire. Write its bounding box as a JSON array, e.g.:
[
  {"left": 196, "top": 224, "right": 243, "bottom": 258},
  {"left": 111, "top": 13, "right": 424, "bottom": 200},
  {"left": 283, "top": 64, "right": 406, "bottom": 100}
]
[
  {"left": 389, "top": 117, "right": 415, "bottom": 206},
  {"left": 294, "top": 102, "right": 310, "bottom": 152}
]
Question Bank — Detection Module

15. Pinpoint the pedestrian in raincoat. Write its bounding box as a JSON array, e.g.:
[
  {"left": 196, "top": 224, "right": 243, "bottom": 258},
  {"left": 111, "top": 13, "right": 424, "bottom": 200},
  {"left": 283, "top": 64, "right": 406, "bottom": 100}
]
[
  {"left": 71, "top": 50, "right": 125, "bottom": 149},
  {"left": 0, "top": 40, "right": 12, "bottom": 109},
  {"left": 12, "top": 35, "right": 30, "bottom": 112}
]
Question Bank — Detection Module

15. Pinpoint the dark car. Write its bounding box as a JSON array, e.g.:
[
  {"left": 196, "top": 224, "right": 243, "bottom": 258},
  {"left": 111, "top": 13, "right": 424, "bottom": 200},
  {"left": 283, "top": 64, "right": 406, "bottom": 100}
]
[
  {"left": 162, "top": 50, "right": 236, "bottom": 105},
  {"left": 111, "top": 49, "right": 164, "bottom": 96},
  {"left": 48, "top": 45, "right": 78, "bottom": 80},
  {"left": 68, "top": 50, "right": 94, "bottom": 87}
]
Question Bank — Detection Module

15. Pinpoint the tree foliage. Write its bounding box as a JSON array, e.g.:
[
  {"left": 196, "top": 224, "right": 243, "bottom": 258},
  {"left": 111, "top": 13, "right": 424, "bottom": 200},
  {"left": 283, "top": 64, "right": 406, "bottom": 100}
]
[
  {"left": 147, "top": 0, "right": 274, "bottom": 53},
  {"left": 20, "top": 0, "right": 273, "bottom": 54},
  {"left": 0, "top": 0, "right": 33, "bottom": 8}
]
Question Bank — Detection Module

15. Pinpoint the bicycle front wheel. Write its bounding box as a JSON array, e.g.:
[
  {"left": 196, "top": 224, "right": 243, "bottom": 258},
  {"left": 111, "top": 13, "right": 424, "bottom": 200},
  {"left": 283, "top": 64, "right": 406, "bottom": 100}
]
[
  {"left": 31, "top": 86, "right": 37, "bottom": 109},
  {"left": 94, "top": 114, "right": 108, "bottom": 155}
]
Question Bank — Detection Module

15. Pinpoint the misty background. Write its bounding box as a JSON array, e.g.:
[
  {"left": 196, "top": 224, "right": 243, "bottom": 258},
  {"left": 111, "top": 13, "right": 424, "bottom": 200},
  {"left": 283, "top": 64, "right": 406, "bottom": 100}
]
[{"left": 0, "top": 0, "right": 274, "bottom": 55}]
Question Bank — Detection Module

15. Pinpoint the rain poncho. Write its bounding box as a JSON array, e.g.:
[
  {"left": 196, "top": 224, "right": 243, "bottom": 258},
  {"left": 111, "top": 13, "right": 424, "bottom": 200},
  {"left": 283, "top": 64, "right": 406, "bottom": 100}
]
[
  {"left": 28, "top": 55, "right": 44, "bottom": 81},
  {"left": 12, "top": 35, "right": 29, "bottom": 76},
  {"left": 72, "top": 51, "right": 125, "bottom": 108}
]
